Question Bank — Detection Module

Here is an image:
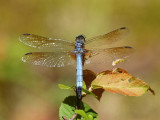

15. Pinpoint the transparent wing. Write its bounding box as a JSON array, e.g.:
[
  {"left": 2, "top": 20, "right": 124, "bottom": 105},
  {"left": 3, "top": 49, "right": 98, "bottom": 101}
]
[
  {"left": 85, "top": 27, "right": 129, "bottom": 49},
  {"left": 19, "top": 34, "right": 75, "bottom": 51},
  {"left": 22, "top": 52, "right": 76, "bottom": 67},
  {"left": 85, "top": 46, "right": 134, "bottom": 64}
]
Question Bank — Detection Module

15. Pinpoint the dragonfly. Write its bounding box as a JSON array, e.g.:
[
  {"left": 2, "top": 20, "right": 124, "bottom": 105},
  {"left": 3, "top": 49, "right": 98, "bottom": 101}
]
[{"left": 19, "top": 27, "right": 134, "bottom": 99}]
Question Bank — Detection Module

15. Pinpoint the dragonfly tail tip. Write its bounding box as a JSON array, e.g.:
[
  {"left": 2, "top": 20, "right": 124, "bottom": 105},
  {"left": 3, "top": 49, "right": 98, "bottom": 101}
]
[{"left": 77, "top": 87, "right": 82, "bottom": 99}]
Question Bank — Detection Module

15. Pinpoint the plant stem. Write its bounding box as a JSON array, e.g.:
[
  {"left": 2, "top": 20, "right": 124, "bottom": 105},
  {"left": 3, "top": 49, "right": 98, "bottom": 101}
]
[{"left": 62, "top": 113, "right": 78, "bottom": 120}]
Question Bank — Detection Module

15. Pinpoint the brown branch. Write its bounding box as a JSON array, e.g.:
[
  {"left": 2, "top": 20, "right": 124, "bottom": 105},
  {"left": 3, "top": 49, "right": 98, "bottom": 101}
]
[
  {"left": 62, "top": 113, "right": 78, "bottom": 120},
  {"left": 62, "top": 116, "right": 68, "bottom": 120},
  {"left": 70, "top": 113, "right": 78, "bottom": 120}
]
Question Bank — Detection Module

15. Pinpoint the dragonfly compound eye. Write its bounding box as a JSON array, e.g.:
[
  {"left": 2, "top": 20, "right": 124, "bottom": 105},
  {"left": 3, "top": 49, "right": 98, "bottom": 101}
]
[{"left": 76, "top": 35, "right": 85, "bottom": 42}]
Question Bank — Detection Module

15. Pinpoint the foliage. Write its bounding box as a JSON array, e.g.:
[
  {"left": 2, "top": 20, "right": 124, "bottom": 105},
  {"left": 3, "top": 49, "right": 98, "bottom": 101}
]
[
  {"left": 58, "top": 68, "right": 154, "bottom": 120},
  {"left": 59, "top": 96, "right": 98, "bottom": 120}
]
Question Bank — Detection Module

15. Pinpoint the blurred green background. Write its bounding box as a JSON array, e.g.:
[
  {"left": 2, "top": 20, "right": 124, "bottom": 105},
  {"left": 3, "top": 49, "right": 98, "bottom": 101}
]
[{"left": 0, "top": 0, "right": 160, "bottom": 120}]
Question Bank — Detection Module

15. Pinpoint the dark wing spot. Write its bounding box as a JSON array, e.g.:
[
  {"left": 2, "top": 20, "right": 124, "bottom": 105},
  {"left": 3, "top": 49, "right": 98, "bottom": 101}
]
[
  {"left": 25, "top": 52, "right": 32, "bottom": 55},
  {"left": 124, "top": 46, "right": 132, "bottom": 48},
  {"left": 120, "top": 27, "right": 126, "bottom": 30},
  {"left": 23, "top": 33, "right": 31, "bottom": 36}
]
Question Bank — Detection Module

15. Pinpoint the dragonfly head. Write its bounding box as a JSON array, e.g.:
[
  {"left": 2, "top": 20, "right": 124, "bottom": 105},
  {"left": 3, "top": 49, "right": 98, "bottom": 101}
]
[{"left": 76, "top": 35, "right": 85, "bottom": 42}]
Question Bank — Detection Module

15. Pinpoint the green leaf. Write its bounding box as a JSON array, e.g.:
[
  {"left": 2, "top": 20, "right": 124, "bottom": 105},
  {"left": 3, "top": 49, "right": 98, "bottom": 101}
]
[
  {"left": 83, "top": 81, "right": 87, "bottom": 89},
  {"left": 88, "top": 114, "right": 94, "bottom": 120},
  {"left": 82, "top": 88, "right": 97, "bottom": 99},
  {"left": 58, "top": 84, "right": 73, "bottom": 90},
  {"left": 59, "top": 96, "right": 77, "bottom": 120},
  {"left": 83, "top": 102, "right": 98, "bottom": 119},
  {"left": 92, "top": 68, "right": 152, "bottom": 96},
  {"left": 59, "top": 96, "right": 98, "bottom": 120},
  {"left": 75, "top": 110, "right": 90, "bottom": 120}
]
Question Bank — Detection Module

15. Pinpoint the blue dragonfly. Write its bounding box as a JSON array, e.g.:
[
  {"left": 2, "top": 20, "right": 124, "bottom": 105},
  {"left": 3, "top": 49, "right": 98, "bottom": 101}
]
[{"left": 19, "top": 27, "right": 134, "bottom": 99}]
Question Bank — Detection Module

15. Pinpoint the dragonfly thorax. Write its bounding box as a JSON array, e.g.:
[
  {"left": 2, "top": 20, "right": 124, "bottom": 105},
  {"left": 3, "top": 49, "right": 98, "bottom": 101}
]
[
  {"left": 74, "top": 42, "right": 85, "bottom": 53},
  {"left": 74, "top": 35, "right": 86, "bottom": 53}
]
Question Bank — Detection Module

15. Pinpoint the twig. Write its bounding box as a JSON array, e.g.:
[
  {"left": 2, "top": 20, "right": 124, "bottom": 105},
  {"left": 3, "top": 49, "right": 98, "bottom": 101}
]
[
  {"left": 70, "top": 113, "right": 78, "bottom": 120},
  {"left": 62, "top": 113, "right": 78, "bottom": 120},
  {"left": 62, "top": 116, "right": 68, "bottom": 120}
]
